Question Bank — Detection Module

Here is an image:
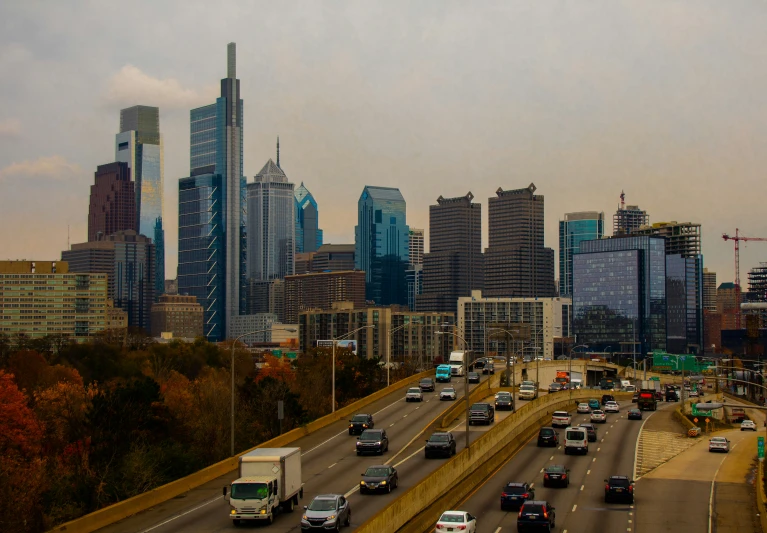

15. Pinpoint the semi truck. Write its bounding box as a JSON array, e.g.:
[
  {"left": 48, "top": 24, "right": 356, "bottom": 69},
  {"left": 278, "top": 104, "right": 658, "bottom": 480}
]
[
  {"left": 224, "top": 448, "right": 303, "bottom": 526},
  {"left": 448, "top": 351, "right": 469, "bottom": 376}
]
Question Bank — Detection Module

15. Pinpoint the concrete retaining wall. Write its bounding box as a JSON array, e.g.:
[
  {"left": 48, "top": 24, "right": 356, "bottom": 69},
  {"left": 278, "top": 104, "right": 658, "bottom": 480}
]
[
  {"left": 439, "top": 373, "right": 500, "bottom": 429},
  {"left": 757, "top": 459, "right": 767, "bottom": 533},
  {"left": 358, "top": 390, "right": 632, "bottom": 533},
  {"left": 46, "top": 369, "right": 434, "bottom": 533}
]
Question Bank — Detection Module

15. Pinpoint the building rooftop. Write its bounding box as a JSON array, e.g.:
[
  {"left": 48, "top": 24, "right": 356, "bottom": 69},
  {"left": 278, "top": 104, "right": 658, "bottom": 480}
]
[
  {"left": 255, "top": 159, "right": 287, "bottom": 182},
  {"left": 362, "top": 186, "right": 405, "bottom": 202}
]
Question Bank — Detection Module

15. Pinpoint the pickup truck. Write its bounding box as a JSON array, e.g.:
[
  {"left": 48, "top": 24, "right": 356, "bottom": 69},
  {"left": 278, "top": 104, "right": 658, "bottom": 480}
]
[{"left": 469, "top": 403, "right": 495, "bottom": 425}]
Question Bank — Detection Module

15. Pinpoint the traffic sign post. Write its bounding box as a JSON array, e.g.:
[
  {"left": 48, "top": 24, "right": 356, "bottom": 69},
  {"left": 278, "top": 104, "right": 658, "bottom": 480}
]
[{"left": 758, "top": 437, "right": 765, "bottom": 460}]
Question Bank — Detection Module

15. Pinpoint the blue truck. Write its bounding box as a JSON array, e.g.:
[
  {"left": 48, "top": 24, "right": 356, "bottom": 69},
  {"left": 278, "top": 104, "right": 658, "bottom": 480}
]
[{"left": 436, "top": 364, "right": 452, "bottom": 382}]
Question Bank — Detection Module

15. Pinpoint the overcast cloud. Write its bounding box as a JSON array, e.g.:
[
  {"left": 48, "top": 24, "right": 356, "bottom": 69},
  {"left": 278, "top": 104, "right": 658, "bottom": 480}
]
[{"left": 1, "top": 1, "right": 765, "bottom": 284}]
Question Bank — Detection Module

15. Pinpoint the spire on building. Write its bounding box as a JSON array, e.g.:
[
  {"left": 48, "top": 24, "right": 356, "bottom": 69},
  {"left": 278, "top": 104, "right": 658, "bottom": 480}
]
[
  {"left": 227, "top": 42, "right": 236, "bottom": 79},
  {"left": 277, "top": 136, "right": 280, "bottom": 168}
]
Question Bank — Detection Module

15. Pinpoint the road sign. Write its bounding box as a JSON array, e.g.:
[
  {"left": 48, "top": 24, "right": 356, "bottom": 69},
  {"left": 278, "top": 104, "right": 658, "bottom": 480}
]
[
  {"left": 693, "top": 417, "right": 698, "bottom": 423},
  {"left": 705, "top": 418, "right": 710, "bottom": 423},
  {"left": 758, "top": 437, "right": 765, "bottom": 459}
]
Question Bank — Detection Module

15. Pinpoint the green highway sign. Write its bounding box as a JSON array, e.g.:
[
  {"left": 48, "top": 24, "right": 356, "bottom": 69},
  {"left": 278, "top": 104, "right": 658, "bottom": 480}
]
[{"left": 758, "top": 437, "right": 765, "bottom": 460}]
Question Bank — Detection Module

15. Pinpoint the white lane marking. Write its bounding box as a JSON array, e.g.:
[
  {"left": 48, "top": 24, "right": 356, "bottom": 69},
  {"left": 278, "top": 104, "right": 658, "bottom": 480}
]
[
  {"left": 572, "top": 504, "right": 577, "bottom": 512},
  {"left": 344, "top": 485, "right": 360, "bottom": 498},
  {"left": 601, "top": 438, "right": 604, "bottom": 443},
  {"left": 580, "top": 485, "right": 584, "bottom": 491},
  {"left": 393, "top": 446, "right": 426, "bottom": 468},
  {"left": 632, "top": 404, "right": 659, "bottom": 481},
  {"left": 587, "top": 469, "right": 591, "bottom": 475},
  {"left": 592, "top": 457, "right": 596, "bottom": 463},
  {"left": 415, "top": 406, "right": 420, "bottom": 410},
  {"left": 605, "top": 431, "right": 609, "bottom": 435},
  {"left": 550, "top": 455, "right": 554, "bottom": 460},
  {"left": 328, "top": 463, "right": 337, "bottom": 469},
  {"left": 540, "top": 468, "right": 544, "bottom": 473},
  {"left": 709, "top": 441, "right": 739, "bottom": 533},
  {"left": 389, "top": 423, "right": 395, "bottom": 427},
  {"left": 597, "top": 448, "right": 601, "bottom": 452},
  {"left": 530, "top": 483, "right": 535, "bottom": 488},
  {"left": 494, "top": 528, "right": 501, "bottom": 533},
  {"left": 629, "top": 519, "right": 633, "bottom": 523},
  {"left": 558, "top": 446, "right": 562, "bottom": 450},
  {"left": 139, "top": 497, "right": 220, "bottom": 532}
]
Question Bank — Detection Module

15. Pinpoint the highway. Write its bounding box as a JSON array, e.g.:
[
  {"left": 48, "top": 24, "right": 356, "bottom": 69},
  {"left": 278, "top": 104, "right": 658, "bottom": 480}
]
[
  {"left": 95, "top": 369, "right": 497, "bottom": 533},
  {"left": 454, "top": 398, "right": 644, "bottom": 533}
]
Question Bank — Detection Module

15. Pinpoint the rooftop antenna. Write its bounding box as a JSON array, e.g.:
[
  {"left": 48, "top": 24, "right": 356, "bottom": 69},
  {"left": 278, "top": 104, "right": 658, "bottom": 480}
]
[
  {"left": 620, "top": 190, "right": 625, "bottom": 210},
  {"left": 227, "top": 42, "right": 236, "bottom": 79},
  {"left": 276, "top": 136, "right": 280, "bottom": 168}
]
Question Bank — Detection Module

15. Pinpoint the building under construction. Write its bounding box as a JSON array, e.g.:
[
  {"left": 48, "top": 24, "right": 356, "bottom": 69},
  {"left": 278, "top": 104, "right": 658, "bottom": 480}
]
[
  {"left": 633, "top": 221, "right": 701, "bottom": 256},
  {"left": 748, "top": 263, "right": 767, "bottom": 302},
  {"left": 612, "top": 191, "right": 649, "bottom": 235}
]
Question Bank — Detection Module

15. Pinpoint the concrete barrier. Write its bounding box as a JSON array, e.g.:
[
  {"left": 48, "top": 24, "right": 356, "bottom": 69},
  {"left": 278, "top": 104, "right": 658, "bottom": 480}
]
[
  {"left": 439, "top": 373, "right": 500, "bottom": 429},
  {"left": 757, "top": 459, "right": 767, "bottom": 533},
  {"left": 46, "top": 369, "right": 434, "bottom": 533},
  {"left": 358, "top": 390, "right": 632, "bottom": 533}
]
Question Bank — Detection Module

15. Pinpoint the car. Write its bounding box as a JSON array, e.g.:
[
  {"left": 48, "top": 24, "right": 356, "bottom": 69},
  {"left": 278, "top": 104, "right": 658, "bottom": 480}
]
[
  {"left": 482, "top": 362, "right": 495, "bottom": 374},
  {"left": 419, "top": 378, "right": 436, "bottom": 392},
  {"left": 301, "top": 494, "right": 352, "bottom": 531},
  {"left": 469, "top": 403, "right": 495, "bottom": 425},
  {"left": 689, "top": 389, "right": 699, "bottom": 397},
  {"left": 543, "top": 465, "right": 570, "bottom": 487},
  {"left": 435, "top": 511, "right": 477, "bottom": 533},
  {"left": 406, "top": 387, "right": 423, "bottom": 402},
  {"left": 627, "top": 408, "right": 643, "bottom": 420},
  {"left": 741, "top": 420, "right": 757, "bottom": 431},
  {"left": 537, "top": 427, "right": 559, "bottom": 447},
  {"left": 590, "top": 410, "right": 606, "bottom": 423},
  {"left": 348, "top": 413, "right": 374, "bottom": 435},
  {"left": 604, "top": 476, "right": 634, "bottom": 504},
  {"left": 604, "top": 401, "right": 620, "bottom": 413},
  {"left": 564, "top": 426, "right": 588, "bottom": 455},
  {"left": 579, "top": 423, "right": 597, "bottom": 442},
  {"left": 495, "top": 391, "right": 514, "bottom": 411},
  {"left": 709, "top": 437, "right": 730, "bottom": 453},
  {"left": 356, "top": 429, "right": 389, "bottom": 455},
  {"left": 548, "top": 382, "right": 564, "bottom": 393},
  {"left": 519, "top": 385, "right": 538, "bottom": 401},
  {"left": 577, "top": 402, "right": 591, "bottom": 414},
  {"left": 588, "top": 399, "right": 600, "bottom": 410},
  {"left": 632, "top": 392, "right": 639, "bottom": 403},
  {"left": 425, "top": 432, "right": 457, "bottom": 458},
  {"left": 551, "top": 411, "right": 572, "bottom": 428},
  {"left": 500, "top": 482, "right": 535, "bottom": 511},
  {"left": 473, "top": 358, "right": 486, "bottom": 370},
  {"left": 440, "top": 387, "right": 457, "bottom": 401},
  {"left": 516, "top": 501, "right": 555, "bottom": 532},
  {"left": 601, "top": 394, "right": 615, "bottom": 405},
  {"left": 468, "top": 372, "right": 481, "bottom": 384},
  {"left": 359, "top": 465, "right": 398, "bottom": 494}
]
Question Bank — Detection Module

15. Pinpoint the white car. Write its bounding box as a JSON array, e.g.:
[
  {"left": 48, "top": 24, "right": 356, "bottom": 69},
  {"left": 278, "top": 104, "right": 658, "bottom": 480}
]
[
  {"left": 440, "top": 387, "right": 457, "bottom": 401},
  {"left": 709, "top": 437, "right": 730, "bottom": 453},
  {"left": 552, "top": 411, "right": 572, "bottom": 428},
  {"left": 518, "top": 385, "right": 537, "bottom": 401},
  {"left": 604, "top": 401, "right": 620, "bottom": 413},
  {"left": 405, "top": 387, "right": 423, "bottom": 402},
  {"left": 577, "top": 403, "right": 591, "bottom": 414},
  {"left": 741, "top": 420, "right": 757, "bottom": 431},
  {"left": 590, "top": 410, "right": 607, "bottom": 423},
  {"left": 435, "top": 510, "right": 477, "bottom": 533},
  {"left": 688, "top": 389, "right": 699, "bottom": 397}
]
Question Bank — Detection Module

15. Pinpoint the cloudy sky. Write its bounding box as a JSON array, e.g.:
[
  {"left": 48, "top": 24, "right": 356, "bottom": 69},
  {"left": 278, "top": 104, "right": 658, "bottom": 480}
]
[{"left": 1, "top": 1, "right": 766, "bottom": 286}]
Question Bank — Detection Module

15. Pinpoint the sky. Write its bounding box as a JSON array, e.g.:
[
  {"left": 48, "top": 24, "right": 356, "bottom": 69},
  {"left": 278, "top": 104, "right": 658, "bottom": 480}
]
[{"left": 1, "top": 1, "right": 766, "bottom": 288}]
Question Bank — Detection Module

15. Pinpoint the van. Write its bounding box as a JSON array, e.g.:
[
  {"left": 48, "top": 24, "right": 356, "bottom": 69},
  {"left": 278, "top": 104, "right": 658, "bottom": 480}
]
[{"left": 564, "top": 427, "right": 588, "bottom": 455}]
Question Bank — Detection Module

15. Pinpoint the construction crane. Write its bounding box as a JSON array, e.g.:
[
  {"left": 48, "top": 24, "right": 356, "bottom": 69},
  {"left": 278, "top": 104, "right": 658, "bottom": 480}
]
[{"left": 722, "top": 228, "right": 767, "bottom": 328}]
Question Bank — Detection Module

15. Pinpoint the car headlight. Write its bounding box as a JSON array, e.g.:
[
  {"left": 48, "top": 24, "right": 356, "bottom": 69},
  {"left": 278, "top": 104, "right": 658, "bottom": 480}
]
[
  {"left": 356, "top": 442, "right": 361, "bottom": 446},
  {"left": 302, "top": 515, "right": 308, "bottom": 520},
  {"left": 376, "top": 441, "right": 381, "bottom": 445},
  {"left": 360, "top": 481, "right": 366, "bottom": 485},
  {"left": 326, "top": 515, "right": 336, "bottom": 521},
  {"left": 362, "top": 424, "right": 368, "bottom": 428},
  {"left": 380, "top": 480, "right": 387, "bottom": 485},
  {"left": 349, "top": 424, "right": 353, "bottom": 428},
  {"left": 230, "top": 509, "right": 236, "bottom": 515}
]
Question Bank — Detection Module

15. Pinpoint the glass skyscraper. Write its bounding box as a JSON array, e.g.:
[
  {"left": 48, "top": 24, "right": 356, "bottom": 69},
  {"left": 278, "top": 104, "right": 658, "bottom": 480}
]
[
  {"left": 559, "top": 211, "right": 604, "bottom": 298},
  {"left": 294, "top": 181, "right": 323, "bottom": 254},
  {"left": 115, "top": 105, "right": 164, "bottom": 297},
  {"left": 355, "top": 186, "right": 410, "bottom": 305},
  {"left": 178, "top": 43, "right": 245, "bottom": 341},
  {"left": 247, "top": 160, "right": 295, "bottom": 281}
]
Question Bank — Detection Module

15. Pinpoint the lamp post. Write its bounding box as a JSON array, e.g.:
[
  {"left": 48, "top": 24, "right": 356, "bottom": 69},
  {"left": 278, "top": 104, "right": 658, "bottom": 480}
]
[
  {"left": 332, "top": 325, "right": 375, "bottom": 413},
  {"left": 437, "top": 330, "right": 471, "bottom": 451},
  {"left": 569, "top": 344, "right": 588, "bottom": 399},
  {"left": 387, "top": 323, "right": 409, "bottom": 387},
  {"left": 230, "top": 326, "right": 297, "bottom": 457},
  {"left": 488, "top": 327, "right": 520, "bottom": 413}
]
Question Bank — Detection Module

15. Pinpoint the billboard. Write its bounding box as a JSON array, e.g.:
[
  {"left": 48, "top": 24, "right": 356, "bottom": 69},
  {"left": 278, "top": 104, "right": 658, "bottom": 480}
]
[{"left": 316, "top": 339, "right": 358, "bottom": 355}]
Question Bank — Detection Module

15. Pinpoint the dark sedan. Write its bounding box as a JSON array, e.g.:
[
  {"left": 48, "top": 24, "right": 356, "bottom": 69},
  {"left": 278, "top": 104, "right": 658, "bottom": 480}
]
[
  {"left": 348, "top": 413, "right": 374, "bottom": 435},
  {"left": 425, "top": 432, "right": 456, "bottom": 458},
  {"left": 419, "top": 378, "right": 435, "bottom": 392},
  {"left": 628, "top": 408, "right": 643, "bottom": 420},
  {"left": 536, "top": 427, "right": 558, "bottom": 447},
  {"left": 495, "top": 392, "right": 514, "bottom": 411},
  {"left": 548, "top": 382, "right": 563, "bottom": 393},
  {"left": 360, "top": 465, "right": 398, "bottom": 494},
  {"left": 356, "top": 429, "right": 389, "bottom": 455},
  {"left": 542, "top": 465, "right": 569, "bottom": 488},
  {"left": 579, "top": 423, "right": 597, "bottom": 442},
  {"left": 605, "top": 475, "right": 634, "bottom": 503},
  {"left": 517, "top": 501, "right": 555, "bottom": 532},
  {"left": 500, "top": 482, "right": 535, "bottom": 511},
  {"left": 468, "top": 372, "right": 481, "bottom": 384}
]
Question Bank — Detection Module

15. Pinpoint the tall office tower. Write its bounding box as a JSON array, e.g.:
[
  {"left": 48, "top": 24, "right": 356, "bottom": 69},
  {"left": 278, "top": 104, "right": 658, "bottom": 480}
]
[
  {"left": 559, "top": 211, "right": 604, "bottom": 298},
  {"left": 406, "top": 229, "right": 424, "bottom": 311},
  {"left": 355, "top": 186, "right": 410, "bottom": 305},
  {"left": 483, "top": 184, "right": 555, "bottom": 298},
  {"left": 417, "top": 192, "right": 483, "bottom": 314},
  {"left": 154, "top": 217, "right": 165, "bottom": 298},
  {"left": 613, "top": 191, "right": 649, "bottom": 235},
  {"left": 703, "top": 268, "right": 717, "bottom": 312},
  {"left": 247, "top": 160, "right": 295, "bottom": 281},
  {"left": 311, "top": 244, "right": 355, "bottom": 272},
  {"left": 295, "top": 182, "right": 323, "bottom": 254},
  {"left": 717, "top": 282, "right": 739, "bottom": 330},
  {"left": 178, "top": 43, "right": 245, "bottom": 341},
  {"left": 408, "top": 229, "right": 424, "bottom": 268},
  {"left": 284, "top": 270, "right": 366, "bottom": 323},
  {"left": 246, "top": 279, "right": 285, "bottom": 322},
  {"left": 573, "top": 235, "right": 667, "bottom": 354},
  {"left": 88, "top": 162, "right": 136, "bottom": 241},
  {"left": 634, "top": 221, "right": 703, "bottom": 352}
]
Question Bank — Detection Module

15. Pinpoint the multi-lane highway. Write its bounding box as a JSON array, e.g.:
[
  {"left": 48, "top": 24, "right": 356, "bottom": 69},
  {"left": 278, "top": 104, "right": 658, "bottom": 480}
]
[{"left": 95, "top": 370, "right": 497, "bottom": 533}]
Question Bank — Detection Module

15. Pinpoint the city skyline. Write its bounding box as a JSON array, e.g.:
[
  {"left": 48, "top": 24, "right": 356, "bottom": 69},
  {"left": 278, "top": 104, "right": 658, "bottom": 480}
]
[{"left": 1, "top": 1, "right": 766, "bottom": 285}]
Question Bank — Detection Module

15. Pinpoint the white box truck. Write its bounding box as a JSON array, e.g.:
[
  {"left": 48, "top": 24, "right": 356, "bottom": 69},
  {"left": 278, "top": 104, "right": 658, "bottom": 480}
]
[
  {"left": 448, "top": 350, "right": 467, "bottom": 376},
  {"left": 223, "top": 447, "right": 303, "bottom": 526}
]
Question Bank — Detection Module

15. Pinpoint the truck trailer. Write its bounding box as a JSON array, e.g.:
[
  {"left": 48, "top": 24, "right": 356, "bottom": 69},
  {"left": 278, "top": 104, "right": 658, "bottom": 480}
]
[{"left": 448, "top": 351, "right": 469, "bottom": 376}]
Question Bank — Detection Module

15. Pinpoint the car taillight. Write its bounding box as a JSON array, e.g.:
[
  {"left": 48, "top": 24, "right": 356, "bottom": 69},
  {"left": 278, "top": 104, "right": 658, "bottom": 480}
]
[
  {"left": 543, "top": 508, "right": 548, "bottom": 519},
  {"left": 562, "top": 474, "right": 567, "bottom": 479},
  {"left": 522, "top": 493, "right": 529, "bottom": 498},
  {"left": 544, "top": 473, "right": 549, "bottom": 479},
  {"left": 501, "top": 492, "right": 508, "bottom": 497},
  {"left": 457, "top": 526, "right": 466, "bottom": 531},
  {"left": 629, "top": 485, "right": 633, "bottom": 493},
  {"left": 605, "top": 484, "right": 610, "bottom": 490}
]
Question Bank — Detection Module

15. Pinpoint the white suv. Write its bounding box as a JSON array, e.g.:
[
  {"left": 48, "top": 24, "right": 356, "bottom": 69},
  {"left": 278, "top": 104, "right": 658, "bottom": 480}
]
[
  {"left": 552, "top": 411, "right": 572, "bottom": 428},
  {"left": 405, "top": 387, "right": 423, "bottom": 402}
]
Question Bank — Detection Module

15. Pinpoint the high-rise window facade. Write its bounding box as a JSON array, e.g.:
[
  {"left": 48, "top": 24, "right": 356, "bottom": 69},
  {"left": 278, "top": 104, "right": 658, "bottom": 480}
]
[
  {"left": 559, "top": 211, "right": 604, "bottom": 298},
  {"left": 88, "top": 162, "right": 136, "bottom": 242},
  {"left": 295, "top": 182, "right": 323, "bottom": 254},
  {"left": 355, "top": 186, "right": 409, "bottom": 305}
]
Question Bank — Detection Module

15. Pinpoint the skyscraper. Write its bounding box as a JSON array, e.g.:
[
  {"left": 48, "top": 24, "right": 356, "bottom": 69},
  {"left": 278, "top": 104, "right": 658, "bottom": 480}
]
[
  {"left": 115, "top": 105, "right": 164, "bottom": 300},
  {"left": 408, "top": 229, "right": 424, "bottom": 268},
  {"left": 154, "top": 216, "right": 165, "bottom": 298},
  {"left": 613, "top": 191, "right": 649, "bottom": 235},
  {"left": 559, "top": 211, "right": 604, "bottom": 298},
  {"left": 247, "top": 159, "right": 295, "bottom": 281},
  {"left": 355, "top": 186, "right": 410, "bottom": 305},
  {"left": 417, "top": 192, "right": 484, "bottom": 314},
  {"left": 483, "top": 184, "right": 555, "bottom": 298},
  {"left": 406, "top": 228, "right": 424, "bottom": 311},
  {"left": 703, "top": 268, "right": 717, "bottom": 312},
  {"left": 178, "top": 43, "right": 245, "bottom": 341},
  {"left": 295, "top": 181, "right": 323, "bottom": 254},
  {"left": 88, "top": 162, "right": 136, "bottom": 241}
]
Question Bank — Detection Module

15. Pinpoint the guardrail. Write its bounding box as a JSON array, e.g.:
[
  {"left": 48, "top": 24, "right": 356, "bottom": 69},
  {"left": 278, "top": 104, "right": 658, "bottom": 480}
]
[
  {"left": 46, "top": 369, "right": 435, "bottom": 533},
  {"left": 358, "top": 389, "right": 632, "bottom": 533}
]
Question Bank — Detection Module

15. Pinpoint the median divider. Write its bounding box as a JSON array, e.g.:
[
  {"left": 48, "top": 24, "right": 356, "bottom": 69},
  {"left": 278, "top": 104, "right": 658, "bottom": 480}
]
[
  {"left": 358, "top": 390, "right": 631, "bottom": 533},
  {"left": 46, "top": 369, "right": 434, "bottom": 533}
]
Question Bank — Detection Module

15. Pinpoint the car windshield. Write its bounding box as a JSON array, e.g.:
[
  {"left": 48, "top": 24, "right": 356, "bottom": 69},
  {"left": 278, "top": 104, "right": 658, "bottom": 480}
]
[
  {"left": 230, "top": 482, "right": 268, "bottom": 500},
  {"left": 443, "top": 388, "right": 455, "bottom": 393},
  {"left": 471, "top": 404, "right": 488, "bottom": 411},
  {"left": 364, "top": 467, "right": 389, "bottom": 476},
  {"left": 711, "top": 438, "right": 727, "bottom": 443},
  {"left": 592, "top": 410, "right": 604, "bottom": 415},
  {"left": 421, "top": 379, "right": 432, "bottom": 384},
  {"left": 567, "top": 431, "right": 585, "bottom": 440},
  {"left": 520, "top": 385, "right": 534, "bottom": 390},
  {"left": 504, "top": 484, "right": 527, "bottom": 494},
  {"left": 360, "top": 431, "right": 382, "bottom": 441},
  {"left": 547, "top": 465, "right": 566, "bottom": 473},
  {"left": 308, "top": 498, "right": 338, "bottom": 511},
  {"left": 430, "top": 435, "right": 450, "bottom": 442},
  {"left": 439, "top": 513, "right": 465, "bottom": 523},
  {"left": 609, "top": 478, "right": 630, "bottom": 487},
  {"left": 630, "top": 409, "right": 640, "bottom": 413},
  {"left": 522, "top": 503, "right": 544, "bottom": 514},
  {"left": 352, "top": 415, "right": 368, "bottom": 422},
  {"left": 497, "top": 393, "right": 511, "bottom": 400},
  {"left": 408, "top": 388, "right": 421, "bottom": 393},
  {"left": 469, "top": 372, "right": 479, "bottom": 377}
]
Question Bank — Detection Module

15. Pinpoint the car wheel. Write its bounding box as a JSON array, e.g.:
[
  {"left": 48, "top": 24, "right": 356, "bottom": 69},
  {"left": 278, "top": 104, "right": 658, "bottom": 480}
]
[
  {"left": 267, "top": 513, "right": 273, "bottom": 525},
  {"left": 232, "top": 519, "right": 241, "bottom": 526},
  {"left": 284, "top": 497, "right": 295, "bottom": 512},
  {"left": 394, "top": 477, "right": 398, "bottom": 489},
  {"left": 387, "top": 484, "right": 391, "bottom": 494},
  {"left": 344, "top": 510, "right": 351, "bottom": 527},
  {"left": 356, "top": 451, "right": 361, "bottom": 456}
]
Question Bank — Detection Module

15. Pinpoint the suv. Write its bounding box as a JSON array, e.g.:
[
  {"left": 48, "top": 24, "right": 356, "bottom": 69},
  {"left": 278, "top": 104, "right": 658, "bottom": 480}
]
[
  {"left": 517, "top": 501, "right": 555, "bottom": 532},
  {"left": 425, "top": 432, "right": 456, "bottom": 458},
  {"left": 419, "top": 378, "right": 435, "bottom": 392},
  {"left": 495, "top": 391, "right": 514, "bottom": 411},
  {"left": 604, "top": 476, "right": 634, "bottom": 503},
  {"left": 356, "top": 429, "right": 389, "bottom": 455},
  {"left": 500, "top": 482, "right": 535, "bottom": 511},
  {"left": 601, "top": 394, "right": 615, "bottom": 405},
  {"left": 405, "top": 387, "right": 423, "bottom": 402},
  {"left": 483, "top": 361, "right": 495, "bottom": 375},
  {"left": 301, "top": 494, "right": 351, "bottom": 530},
  {"left": 551, "top": 411, "right": 572, "bottom": 428},
  {"left": 348, "top": 413, "right": 374, "bottom": 435},
  {"left": 469, "top": 403, "right": 495, "bottom": 425},
  {"left": 473, "top": 358, "right": 486, "bottom": 370},
  {"left": 519, "top": 385, "right": 538, "bottom": 401},
  {"left": 537, "top": 427, "right": 559, "bottom": 447},
  {"left": 468, "top": 371, "right": 481, "bottom": 384}
]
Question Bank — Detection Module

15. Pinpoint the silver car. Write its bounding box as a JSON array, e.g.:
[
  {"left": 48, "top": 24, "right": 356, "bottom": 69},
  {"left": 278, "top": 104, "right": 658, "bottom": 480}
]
[
  {"left": 440, "top": 387, "right": 457, "bottom": 401},
  {"left": 301, "top": 494, "right": 351, "bottom": 531},
  {"left": 709, "top": 437, "right": 730, "bottom": 453},
  {"left": 406, "top": 387, "right": 423, "bottom": 402}
]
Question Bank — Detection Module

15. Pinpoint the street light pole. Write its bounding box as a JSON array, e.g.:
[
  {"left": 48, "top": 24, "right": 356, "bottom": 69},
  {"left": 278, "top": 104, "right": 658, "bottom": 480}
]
[
  {"left": 387, "top": 323, "right": 408, "bottom": 387},
  {"left": 331, "top": 325, "right": 374, "bottom": 413},
  {"left": 230, "top": 326, "right": 297, "bottom": 457}
]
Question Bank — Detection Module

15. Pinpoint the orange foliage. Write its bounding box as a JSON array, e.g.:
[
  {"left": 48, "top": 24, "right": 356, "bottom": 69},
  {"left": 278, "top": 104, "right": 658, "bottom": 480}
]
[
  {"left": 254, "top": 354, "right": 295, "bottom": 385},
  {"left": 0, "top": 370, "right": 43, "bottom": 457}
]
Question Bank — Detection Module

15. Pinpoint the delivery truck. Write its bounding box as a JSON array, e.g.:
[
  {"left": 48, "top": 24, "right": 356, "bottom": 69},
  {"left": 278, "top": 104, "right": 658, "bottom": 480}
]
[
  {"left": 555, "top": 370, "right": 583, "bottom": 389},
  {"left": 448, "top": 351, "right": 469, "bottom": 376},
  {"left": 224, "top": 447, "right": 303, "bottom": 526},
  {"left": 436, "top": 364, "right": 452, "bottom": 382}
]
